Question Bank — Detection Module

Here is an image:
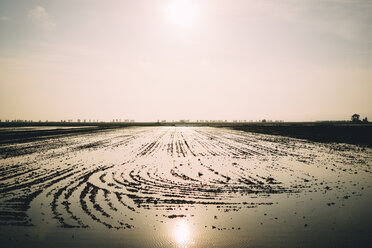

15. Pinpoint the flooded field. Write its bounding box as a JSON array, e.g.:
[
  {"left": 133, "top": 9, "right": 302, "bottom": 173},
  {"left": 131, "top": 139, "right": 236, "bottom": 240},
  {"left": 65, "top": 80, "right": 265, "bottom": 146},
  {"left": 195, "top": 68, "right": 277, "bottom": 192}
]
[{"left": 0, "top": 126, "right": 371, "bottom": 247}]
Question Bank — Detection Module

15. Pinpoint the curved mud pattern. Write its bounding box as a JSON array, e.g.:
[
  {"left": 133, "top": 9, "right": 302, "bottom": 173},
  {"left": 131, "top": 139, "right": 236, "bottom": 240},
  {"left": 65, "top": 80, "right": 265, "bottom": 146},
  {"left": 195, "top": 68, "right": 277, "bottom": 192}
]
[{"left": 0, "top": 127, "right": 371, "bottom": 230}]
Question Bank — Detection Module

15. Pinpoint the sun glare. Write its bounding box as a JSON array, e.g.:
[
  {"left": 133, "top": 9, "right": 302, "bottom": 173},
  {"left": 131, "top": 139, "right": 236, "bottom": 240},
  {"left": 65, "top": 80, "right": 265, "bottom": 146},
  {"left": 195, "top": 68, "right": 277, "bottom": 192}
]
[
  {"left": 167, "top": 0, "right": 199, "bottom": 27},
  {"left": 173, "top": 220, "right": 193, "bottom": 247}
]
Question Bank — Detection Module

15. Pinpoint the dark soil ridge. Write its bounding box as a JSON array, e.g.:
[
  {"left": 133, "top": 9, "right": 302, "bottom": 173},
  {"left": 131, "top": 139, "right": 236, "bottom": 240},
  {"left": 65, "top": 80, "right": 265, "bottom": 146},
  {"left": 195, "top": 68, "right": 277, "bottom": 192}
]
[
  {"left": 227, "top": 124, "right": 372, "bottom": 147},
  {"left": 0, "top": 127, "right": 116, "bottom": 145}
]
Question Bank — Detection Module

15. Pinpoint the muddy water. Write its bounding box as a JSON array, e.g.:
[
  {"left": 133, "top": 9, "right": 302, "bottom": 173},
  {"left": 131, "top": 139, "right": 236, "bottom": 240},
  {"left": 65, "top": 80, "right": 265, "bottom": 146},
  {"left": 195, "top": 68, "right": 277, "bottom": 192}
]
[{"left": 0, "top": 127, "right": 371, "bottom": 247}]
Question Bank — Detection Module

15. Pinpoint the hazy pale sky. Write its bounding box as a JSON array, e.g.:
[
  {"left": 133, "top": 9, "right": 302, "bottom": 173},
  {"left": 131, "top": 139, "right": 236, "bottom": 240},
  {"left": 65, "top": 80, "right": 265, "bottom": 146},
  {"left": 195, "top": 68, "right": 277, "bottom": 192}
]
[{"left": 0, "top": 0, "right": 371, "bottom": 121}]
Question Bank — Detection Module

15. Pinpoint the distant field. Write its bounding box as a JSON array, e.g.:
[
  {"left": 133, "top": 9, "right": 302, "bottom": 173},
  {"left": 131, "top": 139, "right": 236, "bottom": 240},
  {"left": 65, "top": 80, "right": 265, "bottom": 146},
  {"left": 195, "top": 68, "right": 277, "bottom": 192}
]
[{"left": 1, "top": 122, "right": 371, "bottom": 146}]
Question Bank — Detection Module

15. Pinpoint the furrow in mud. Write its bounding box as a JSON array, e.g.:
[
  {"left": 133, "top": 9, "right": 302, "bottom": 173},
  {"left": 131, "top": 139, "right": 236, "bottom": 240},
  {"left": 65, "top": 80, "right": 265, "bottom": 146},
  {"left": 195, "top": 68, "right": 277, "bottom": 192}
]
[{"left": 0, "top": 126, "right": 371, "bottom": 229}]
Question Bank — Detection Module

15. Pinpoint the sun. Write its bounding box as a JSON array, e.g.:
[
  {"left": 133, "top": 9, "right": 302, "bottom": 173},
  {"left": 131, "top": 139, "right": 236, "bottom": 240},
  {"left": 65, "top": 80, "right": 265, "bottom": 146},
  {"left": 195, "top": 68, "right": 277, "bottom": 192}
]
[{"left": 166, "top": 0, "right": 199, "bottom": 27}]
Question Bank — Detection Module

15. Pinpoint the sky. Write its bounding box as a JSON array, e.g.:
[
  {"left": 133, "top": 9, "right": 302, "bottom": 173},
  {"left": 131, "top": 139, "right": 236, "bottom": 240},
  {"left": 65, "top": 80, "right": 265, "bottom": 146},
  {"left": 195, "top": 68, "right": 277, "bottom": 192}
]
[{"left": 0, "top": 0, "right": 371, "bottom": 122}]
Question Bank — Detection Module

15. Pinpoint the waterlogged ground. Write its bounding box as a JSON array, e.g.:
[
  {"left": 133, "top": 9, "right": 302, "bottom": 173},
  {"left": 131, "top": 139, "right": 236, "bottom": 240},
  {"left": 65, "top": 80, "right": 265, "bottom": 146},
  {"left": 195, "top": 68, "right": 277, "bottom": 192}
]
[{"left": 0, "top": 127, "right": 371, "bottom": 247}]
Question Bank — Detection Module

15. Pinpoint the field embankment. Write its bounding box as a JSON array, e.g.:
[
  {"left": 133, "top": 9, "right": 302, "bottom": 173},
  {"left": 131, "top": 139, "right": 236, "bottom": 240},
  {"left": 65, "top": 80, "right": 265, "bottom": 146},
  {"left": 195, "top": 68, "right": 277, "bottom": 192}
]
[{"left": 225, "top": 123, "right": 372, "bottom": 146}]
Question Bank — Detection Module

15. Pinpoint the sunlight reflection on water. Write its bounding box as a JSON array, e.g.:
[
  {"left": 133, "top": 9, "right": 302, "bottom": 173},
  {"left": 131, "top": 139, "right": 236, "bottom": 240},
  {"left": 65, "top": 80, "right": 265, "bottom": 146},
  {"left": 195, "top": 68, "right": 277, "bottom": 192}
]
[{"left": 173, "top": 220, "right": 194, "bottom": 247}]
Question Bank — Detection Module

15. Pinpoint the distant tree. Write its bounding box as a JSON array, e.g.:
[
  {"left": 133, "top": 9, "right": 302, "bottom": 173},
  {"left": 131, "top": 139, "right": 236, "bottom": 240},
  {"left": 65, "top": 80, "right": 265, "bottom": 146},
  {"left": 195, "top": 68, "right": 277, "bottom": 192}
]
[
  {"left": 351, "top": 113, "right": 360, "bottom": 122},
  {"left": 362, "top": 117, "right": 368, "bottom": 123}
]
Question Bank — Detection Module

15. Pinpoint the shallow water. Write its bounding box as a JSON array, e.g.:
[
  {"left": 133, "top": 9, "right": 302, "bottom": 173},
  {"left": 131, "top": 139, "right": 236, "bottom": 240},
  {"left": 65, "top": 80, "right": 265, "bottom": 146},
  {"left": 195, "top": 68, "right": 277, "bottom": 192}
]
[{"left": 0, "top": 127, "right": 371, "bottom": 247}]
